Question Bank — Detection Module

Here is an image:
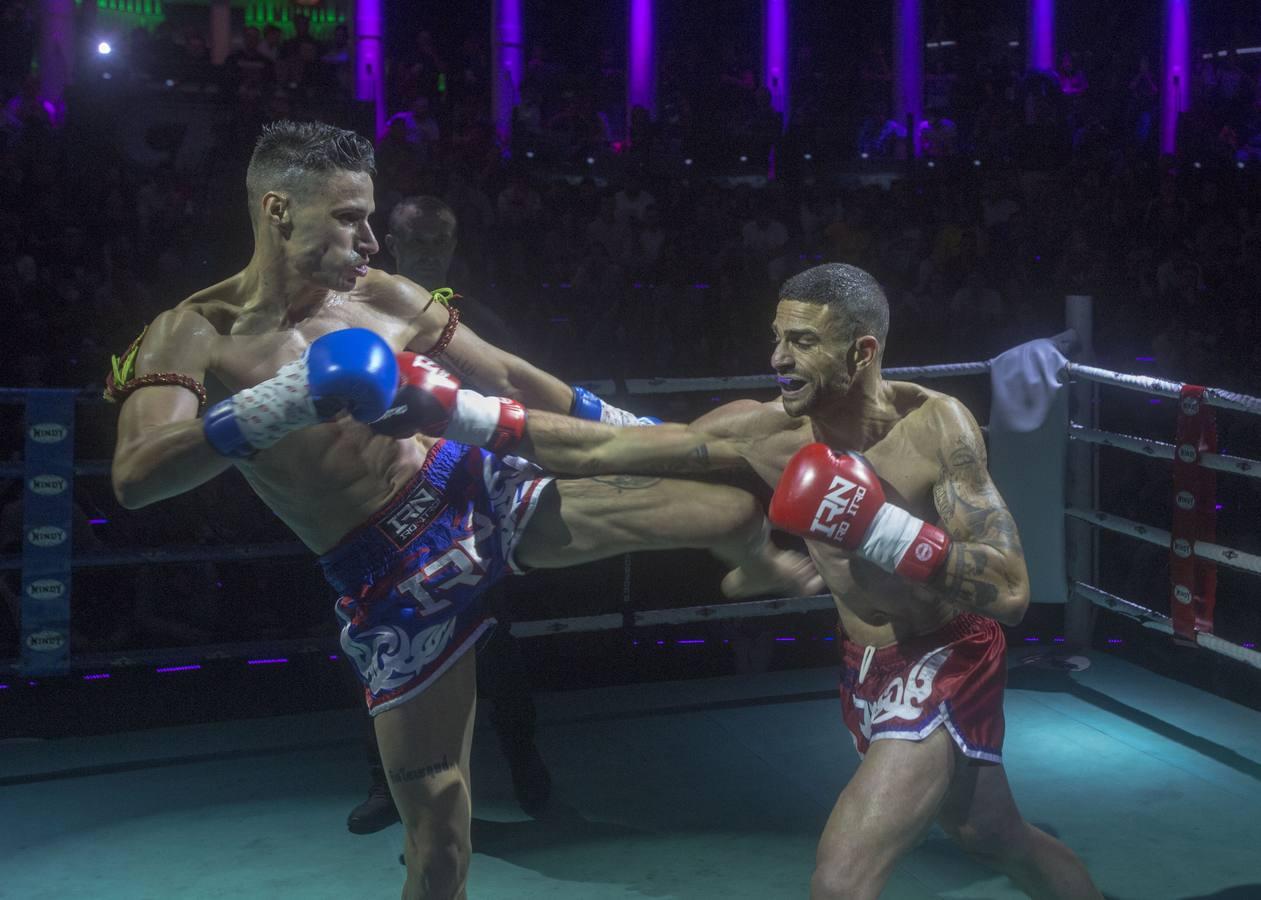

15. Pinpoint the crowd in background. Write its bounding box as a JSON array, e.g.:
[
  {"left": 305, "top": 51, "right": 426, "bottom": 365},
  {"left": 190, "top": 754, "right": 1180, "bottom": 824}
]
[{"left": 2, "top": 0, "right": 1260, "bottom": 658}]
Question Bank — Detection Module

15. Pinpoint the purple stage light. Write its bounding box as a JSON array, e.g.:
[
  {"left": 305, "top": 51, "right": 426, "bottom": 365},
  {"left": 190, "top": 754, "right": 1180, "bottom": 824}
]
[
  {"left": 155, "top": 665, "right": 201, "bottom": 673},
  {"left": 677, "top": 639, "right": 705, "bottom": 645},
  {"left": 83, "top": 673, "right": 110, "bottom": 681},
  {"left": 629, "top": 0, "right": 655, "bottom": 117},
  {"left": 1162, "top": 0, "right": 1190, "bottom": 154},
  {"left": 247, "top": 658, "right": 289, "bottom": 665},
  {"left": 493, "top": 0, "right": 524, "bottom": 147},
  {"left": 354, "top": 0, "right": 384, "bottom": 136},
  {"left": 893, "top": 0, "right": 923, "bottom": 156},
  {"left": 763, "top": 0, "right": 789, "bottom": 121},
  {"left": 1028, "top": 0, "right": 1054, "bottom": 71},
  {"left": 775, "top": 636, "right": 796, "bottom": 642}
]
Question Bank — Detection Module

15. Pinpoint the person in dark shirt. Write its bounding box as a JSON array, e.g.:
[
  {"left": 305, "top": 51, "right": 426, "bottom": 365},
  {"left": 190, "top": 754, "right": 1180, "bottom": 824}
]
[{"left": 344, "top": 195, "right": 549, "bottom": 834}]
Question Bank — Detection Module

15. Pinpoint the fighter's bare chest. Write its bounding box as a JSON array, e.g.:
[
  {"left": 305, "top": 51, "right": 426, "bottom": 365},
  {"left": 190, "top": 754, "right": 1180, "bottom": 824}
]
[{"left": 206, "top": 306, "right": 415, "bottom": 393}]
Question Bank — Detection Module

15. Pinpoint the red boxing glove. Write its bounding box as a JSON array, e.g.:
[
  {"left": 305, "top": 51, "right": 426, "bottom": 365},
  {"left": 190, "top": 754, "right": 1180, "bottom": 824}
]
[
  {"left": 769, "top": 443, "right": 951, "bottom": 582},
  {"left": 372, "top": 353, "right": 526, "bottom": 454}
]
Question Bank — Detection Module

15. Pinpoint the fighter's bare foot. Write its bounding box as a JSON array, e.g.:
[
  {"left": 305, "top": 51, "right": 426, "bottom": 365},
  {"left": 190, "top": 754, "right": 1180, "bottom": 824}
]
[{"left": 720, "top": 547, "right": 825, "bottom": 599}]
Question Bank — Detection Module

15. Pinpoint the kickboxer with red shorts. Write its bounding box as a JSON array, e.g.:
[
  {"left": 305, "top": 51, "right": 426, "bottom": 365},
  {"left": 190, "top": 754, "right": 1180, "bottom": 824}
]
[{"left": 410, "top": 262, "right": 1105, "bottom": 900}]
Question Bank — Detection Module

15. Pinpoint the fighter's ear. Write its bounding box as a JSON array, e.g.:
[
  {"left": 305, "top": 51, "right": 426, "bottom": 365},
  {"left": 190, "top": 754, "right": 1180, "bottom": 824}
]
[
  {"left": 262, "top": 191, "right": 292, "bottom": 237},
  {"left": 851, "top": 335, "right": 880, "bottom": 373}
]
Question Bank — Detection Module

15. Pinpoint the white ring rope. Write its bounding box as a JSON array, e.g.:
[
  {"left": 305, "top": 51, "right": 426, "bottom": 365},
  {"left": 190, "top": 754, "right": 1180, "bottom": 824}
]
[
  {"left": 1069, "top": 425, "right": 1261, "bottom": 479},
  {"left": 1072, "top": 582, "right": 1261, "bottom": 670},
  {"left": 1062, "top": 362, "right": 1261, "bottom": 415},
  {"left": 1065, "top": 507, "right": 1261, "bottom": 578},
  {"left": 509, "top": 594, "right": 834, "bottom": 638}
]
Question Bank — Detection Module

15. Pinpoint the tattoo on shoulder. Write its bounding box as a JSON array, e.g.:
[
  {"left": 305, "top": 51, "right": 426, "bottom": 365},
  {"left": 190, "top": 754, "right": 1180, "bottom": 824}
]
[{"left": 933, "top": 434, "right": 1022, "bottom": 553}]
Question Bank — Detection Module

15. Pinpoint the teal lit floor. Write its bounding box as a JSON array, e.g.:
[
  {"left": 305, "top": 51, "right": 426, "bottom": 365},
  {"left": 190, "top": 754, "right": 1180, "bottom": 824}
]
[{"left": 2, "top": 650, "right": 1260, "bottom": 899}]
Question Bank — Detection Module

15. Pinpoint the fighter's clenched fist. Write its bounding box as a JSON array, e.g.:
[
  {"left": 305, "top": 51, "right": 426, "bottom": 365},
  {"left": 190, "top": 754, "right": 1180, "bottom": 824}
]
[{"left": 769, "top": 443, "right": 951, "bottom": 582}]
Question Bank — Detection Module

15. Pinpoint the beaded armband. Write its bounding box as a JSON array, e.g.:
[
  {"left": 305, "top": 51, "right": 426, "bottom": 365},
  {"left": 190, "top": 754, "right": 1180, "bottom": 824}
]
[
  {"left": 103, "top": 325, "right": 208, "bottom": 410},
  {"left": 420, "top": 287, "right": 462, "bottom": 358}
]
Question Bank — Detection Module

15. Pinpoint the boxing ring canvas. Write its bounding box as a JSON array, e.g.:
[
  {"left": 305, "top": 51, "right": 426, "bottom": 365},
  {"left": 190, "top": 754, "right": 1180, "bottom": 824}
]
[{"left": 3, "top": 650, "right": 1260, "bottom": 899}]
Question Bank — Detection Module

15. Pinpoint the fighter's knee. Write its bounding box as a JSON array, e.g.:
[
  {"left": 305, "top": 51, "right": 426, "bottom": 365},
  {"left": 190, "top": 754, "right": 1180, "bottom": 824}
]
[
  {"left": 810, "top": 859, "right": 878, "bottom": 900},
  {"left": 811, "top": 844, "right": 882, "bottom": 900},
  {"left": 402, "top": 826, "right": 469, "bottom": 900},
  {"left": 944, "top": 817, "right": 1030, "bottom": 863}
]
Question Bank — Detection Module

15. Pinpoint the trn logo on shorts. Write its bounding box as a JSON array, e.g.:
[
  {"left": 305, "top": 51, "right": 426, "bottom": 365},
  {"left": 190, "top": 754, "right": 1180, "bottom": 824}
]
[
  {"left": 27, "top": 526, "right": 68, "bottom": 547},
  {"left": 810, "top": 476, "right": 866, "bottom": 541},
  {"left": 28, "top": 474, "right": 68, "bottom": 496},
  {"left": 28, "top": 422, "right": 69, "bottom": 444},
  {"left": 378, "top": 480, "right": 446, "bottom": 548}
]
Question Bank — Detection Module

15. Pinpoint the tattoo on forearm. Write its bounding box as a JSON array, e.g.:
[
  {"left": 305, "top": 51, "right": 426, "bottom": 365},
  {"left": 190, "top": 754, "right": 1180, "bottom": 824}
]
[
  {"left": 935, "top": 545, "right": 1002, "bottom": 609},
  {"left": 387, "top": 755, "right": 454, "bottom": 785}
]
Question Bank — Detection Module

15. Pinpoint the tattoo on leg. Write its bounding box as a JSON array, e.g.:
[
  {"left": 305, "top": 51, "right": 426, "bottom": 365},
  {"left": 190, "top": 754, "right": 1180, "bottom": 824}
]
[
  {"left": 591, "top": 474, "right": 663, "bottom": 490},
  {"left": 387, "top": 755, "right": 454, "bottom": 785}
]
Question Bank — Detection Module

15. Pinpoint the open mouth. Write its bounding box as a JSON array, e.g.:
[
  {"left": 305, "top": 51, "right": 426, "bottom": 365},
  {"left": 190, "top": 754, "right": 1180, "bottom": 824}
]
[
  {"left": 777, "top": 375, "right": 808, "bottom": 396},
  {"left": 351, "top": 264, "right": 369, "bottom": 278}
]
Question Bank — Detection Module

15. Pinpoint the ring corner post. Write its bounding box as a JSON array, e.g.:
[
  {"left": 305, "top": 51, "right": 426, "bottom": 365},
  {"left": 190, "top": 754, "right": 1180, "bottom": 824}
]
[{"left": 1064, "top": 295, "right": 1097, "bottom": 649}]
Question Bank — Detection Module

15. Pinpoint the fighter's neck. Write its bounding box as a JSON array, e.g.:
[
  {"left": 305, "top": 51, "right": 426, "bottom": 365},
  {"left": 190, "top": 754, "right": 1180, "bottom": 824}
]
[
  {"left": 237, "top": 255, "right": 332, "bottom": 328},
  {"left": 810, "top": 377, "right": 899, "bottom": 451}
]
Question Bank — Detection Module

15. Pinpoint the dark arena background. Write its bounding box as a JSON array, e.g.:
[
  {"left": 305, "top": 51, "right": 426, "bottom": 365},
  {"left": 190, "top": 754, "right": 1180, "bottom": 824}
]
[{"left": 2, "top": 1, "right": 1261, "bottom": 898}]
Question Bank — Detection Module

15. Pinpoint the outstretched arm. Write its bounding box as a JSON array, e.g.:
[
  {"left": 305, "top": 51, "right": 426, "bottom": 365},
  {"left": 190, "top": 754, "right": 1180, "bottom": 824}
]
[
  {"left": 516, "top": 412, "right": 750, "bottom": 476},
  {"left": 926, "top": 401, "right": 1030, "bottom": 626},
  {"left": 375, "top": 354, "right": 754, "bottom": 475}
]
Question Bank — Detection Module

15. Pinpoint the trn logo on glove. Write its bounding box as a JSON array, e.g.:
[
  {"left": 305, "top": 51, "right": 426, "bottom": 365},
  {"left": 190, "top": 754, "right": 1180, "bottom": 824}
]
[{"left": 810, "top": 476, "right": 867, "bottom": 541}]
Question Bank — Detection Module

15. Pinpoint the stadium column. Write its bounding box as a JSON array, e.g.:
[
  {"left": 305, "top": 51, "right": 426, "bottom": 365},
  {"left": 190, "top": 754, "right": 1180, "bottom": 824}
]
[
  {"left": 893, "top": 0, "right": 923, "bottom": 157},
  {"left": 492, "top": 0, "right": 524, "bottom": 151},
  {"left": 210, "top": 0, "right": 231, "bottom": 66}
]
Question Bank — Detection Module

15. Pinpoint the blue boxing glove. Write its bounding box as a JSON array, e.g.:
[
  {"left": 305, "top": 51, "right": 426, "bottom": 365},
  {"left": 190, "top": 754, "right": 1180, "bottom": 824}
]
[
  {"left": 203, "top": 328, "right": 398, "bottom": 458},
  {"left": 570, "top": 385, "right": 661, "bottom": 426}
]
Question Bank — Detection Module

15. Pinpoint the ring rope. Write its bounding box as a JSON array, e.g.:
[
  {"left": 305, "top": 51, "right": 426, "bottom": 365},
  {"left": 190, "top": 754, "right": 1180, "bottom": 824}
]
[
  {"left": 1065, "top": 507, "right": 1261, "bottom": 577},
  {"left": 1068, "top": 425, "right": 1261, "bottom": 479},
  {"left": 1062, "top": 363, "right": 1261, "bottom": 415},
  {"left": 620, "top": 362, "right": 992, "bottom": 395},
  {"left": 0, "top": 542, "right": 310, "bottom": 572},
  {"left": 1072, "top": 582, "right": 1261, "bottom": 670},
  {"left": 506, "top": 594, "right": 835, "bottom": 637}
]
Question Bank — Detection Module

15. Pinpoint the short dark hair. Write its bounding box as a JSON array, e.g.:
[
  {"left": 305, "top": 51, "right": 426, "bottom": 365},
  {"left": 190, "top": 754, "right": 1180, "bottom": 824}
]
[
  {"left": 778, "top": 263, "right": 890, "bottom": 350},
  {"left": 246, "top": 120, "right": 375, "bottom": 214},
  {"left": 389, "top": 195, "right": 457, "bottom": 237}
]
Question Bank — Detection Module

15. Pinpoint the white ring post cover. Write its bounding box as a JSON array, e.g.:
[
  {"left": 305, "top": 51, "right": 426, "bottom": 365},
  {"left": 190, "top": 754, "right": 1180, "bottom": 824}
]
[{"left": 987, "top": 338, "right": 1070, "bottom": 604}]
